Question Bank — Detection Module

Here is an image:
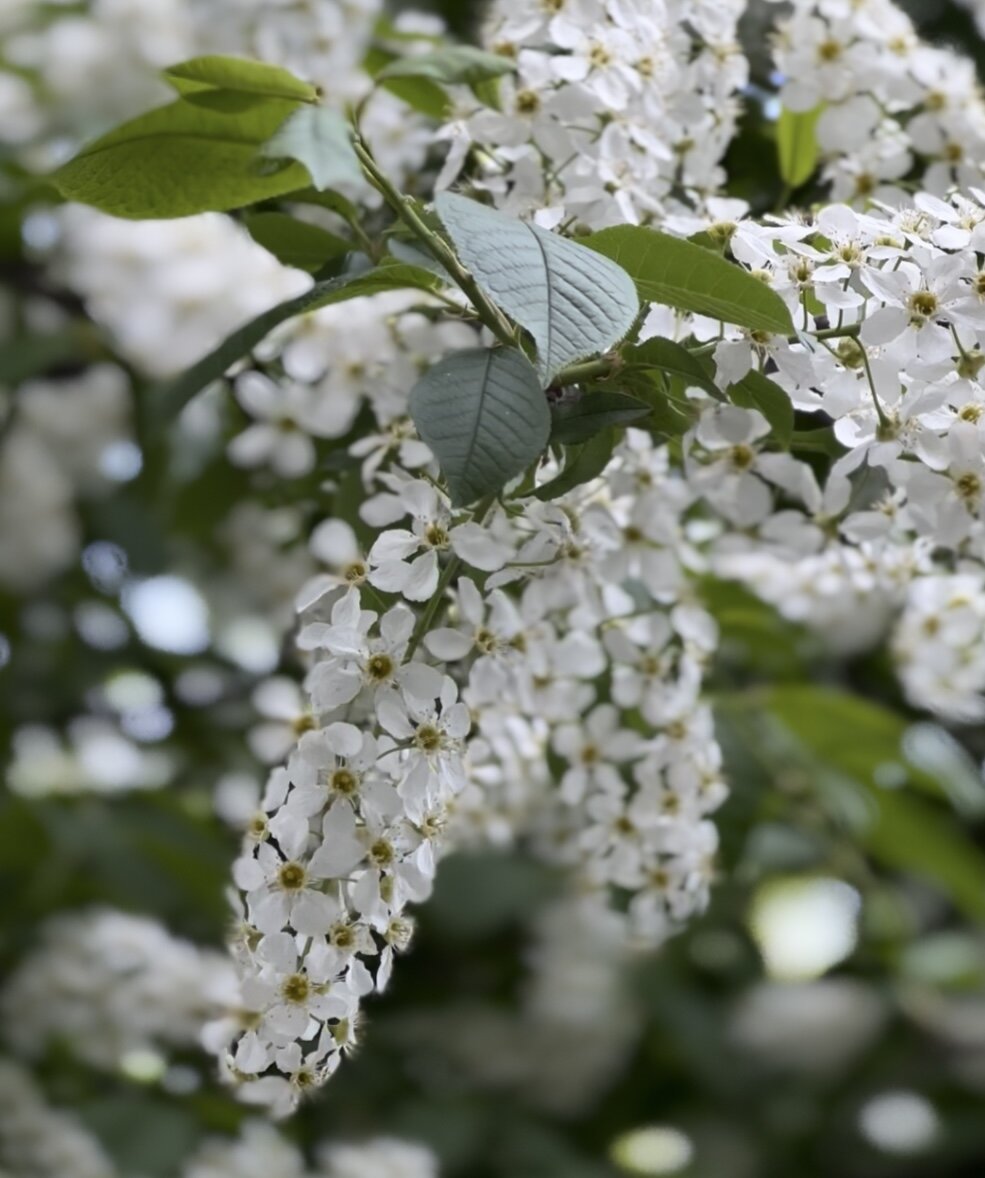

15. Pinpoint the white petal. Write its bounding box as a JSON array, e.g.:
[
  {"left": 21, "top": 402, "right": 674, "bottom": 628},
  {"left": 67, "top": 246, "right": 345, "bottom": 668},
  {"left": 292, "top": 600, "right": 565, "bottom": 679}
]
[{"left": 424, "top": 627, "right": 473, "bottom": 660}]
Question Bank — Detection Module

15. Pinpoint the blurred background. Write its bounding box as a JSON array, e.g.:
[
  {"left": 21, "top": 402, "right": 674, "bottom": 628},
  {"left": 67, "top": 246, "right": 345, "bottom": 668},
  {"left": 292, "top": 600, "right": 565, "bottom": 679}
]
[{"left": 5, "top": 1, "right": 985, "bottom": 1176}]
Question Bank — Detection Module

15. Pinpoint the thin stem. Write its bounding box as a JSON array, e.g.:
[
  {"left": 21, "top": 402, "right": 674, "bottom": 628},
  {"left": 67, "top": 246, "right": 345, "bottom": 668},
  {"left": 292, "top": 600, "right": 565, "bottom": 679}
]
[
  {"left": 857, "top": 343, "right": 890, "bottom": 430},
  {"left": 350, "top": 133, "right": 517, "bottom": 349},
  {"left": 405, "top": 494, "right": 497, "bottom": 659},
  {"left": 818, "top": 335, "right": 889, "bottom": 431},
  {"left": 950, "top": 323, "right": 971, "bottom": 362},
  {"left": 552, "top": 355, "right": 621, "bottom": 386}
]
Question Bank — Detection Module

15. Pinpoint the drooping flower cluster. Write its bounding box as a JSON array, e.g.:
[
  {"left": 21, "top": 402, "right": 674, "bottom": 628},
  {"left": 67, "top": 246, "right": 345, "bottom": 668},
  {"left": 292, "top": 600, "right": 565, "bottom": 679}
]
[
  {"left": 215, "top": 389, "right": 729, "bottom": 1110},
  {"left": 438, "top": 0, "right": 749, "bottom": 226}
]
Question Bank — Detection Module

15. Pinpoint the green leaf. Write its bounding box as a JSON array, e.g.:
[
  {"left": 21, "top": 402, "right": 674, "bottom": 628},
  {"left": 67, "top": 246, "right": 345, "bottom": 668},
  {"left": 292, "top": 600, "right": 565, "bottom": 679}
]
[
  {"left": 377, "top": 46, "right": 516, "bottom": 87},
  {"left": 259, "top": 104, "right": 363, "bottom": 192},
  {"left": 408, "top": 347, "right": 550, "bottom": 505},
  {"left": 791, "top": 425, "right": 845, "bottom": 457},
  {"left": 534, "top": 429, "right": 616, "bottom": 501},
  {"left": 860, "top": 788, "right": 985, "bottom": 924},
  {"left": 52, "top": 92, "right": 310, "bottom": 219},
  {"left": 289, "top": 187, "right": 362, "bottom": 223},
  {"left": 435, "top": 192, "right": 638, "bottom": 382},
  {"left": 777, "top": 104, "right": 823, "bottom": 189},
  {"left": 761, "top": 683, "right": 985, "bottom": 923},
  {"left": 387, "top": 237, "right": 452, "bottom": 281},
  {"left": 727, "top": 369, "right": 793, "bottom": 447},
  {"left": 584, "top": 226, "right": 795, "bottom": 336},
  {"left": 550, "top": 391, "right": 650, "bottom": 444},
  {"left": 624, "top": 337, "right": 721, "bottom": 399},
  {"left": 471, "top": 74, "right": 504, "bottom": 110},
  {"left": 364, "top": 45, "right": 451, "bottom": 118},
  {"left": 766, "top": 685, "right": 948, "bottom": 804},
  {"left": 243, "top": 211, "right": 352, "bottom": 272},
  {"left": 162, "top": 55, "right": 318, "bottom": 103},
  {"left": 153, "top": 262, "right": 440, "bottom": 423}
]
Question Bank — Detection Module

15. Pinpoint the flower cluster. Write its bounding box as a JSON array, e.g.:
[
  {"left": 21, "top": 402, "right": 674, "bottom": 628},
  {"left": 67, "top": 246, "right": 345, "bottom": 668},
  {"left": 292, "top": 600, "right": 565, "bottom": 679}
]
[
  {"left": 892, "top": 572, "right": 985, "bottom": 722},
  {"left": 2, "top": 909, "right": 236, "bottom": 1071},
  {"left": 186, "top": 1121, "right": 438, "bottom": 1178},
  {"left": 0, "top": 1061, "right": 117, "bottom": 1178},
  {"left": 12, "top": 0, "right": 985, "bottom": 1137},
  {"left": 768, "top": 0, "right": 985, "bottom": 203},
  {"left": 216, "top": 398, "right": 728, "bottom": 1109},
  {"left": 438, "top": 0, "right": 749, "bottom": 227},
  {"left": 54, "top": 210, "right": 311, "bottom": 380},
  {"left": 0, "top": 360, "right": 133, "bottom": 590}
]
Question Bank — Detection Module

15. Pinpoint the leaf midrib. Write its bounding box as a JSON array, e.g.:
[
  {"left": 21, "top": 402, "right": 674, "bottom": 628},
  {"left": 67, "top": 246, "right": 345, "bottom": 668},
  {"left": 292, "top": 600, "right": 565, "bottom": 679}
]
[{"left": 462, "top": 349, "right": 496, "bottom": 483}]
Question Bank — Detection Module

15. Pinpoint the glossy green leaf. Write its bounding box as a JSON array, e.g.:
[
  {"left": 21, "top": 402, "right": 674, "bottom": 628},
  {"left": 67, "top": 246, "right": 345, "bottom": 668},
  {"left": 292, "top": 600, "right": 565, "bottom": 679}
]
[
  {"left": 162, "top": 55, "right": 318, "bottom": 102},
  {"left": 624, "top": 337, "right": 721, "bottom": 399},
  {"left": 409, "top": 347, "right": 550, "bottom": 505},
  {"left": 534, "top": 429, "right": 616, "bottom": 501},
  {"left": 435, "top": 192, "right": 638, "bottom": 382},
  {"left": 550, "top": 391, "right": 650, "bottom": 443},
  {"left": 364, "top": 45, "right": 451, "bottom": 118},
  {"left": 585, "top": 226, "right": 795, "bottom": 336},
  {"left": 243, "top": 212, "right": 352, "bottom": 272},
  {"left": 52, "top": 92, "right": 310, "bottom": 219},
  {"left": 377, "top": 46, "right": 516, "bottom": 87},
  {"left": 259, "top": 104, "right": 363, "bottom": 192},
  {"left": 777, "top": 104, "right": 824, "bottom": 189},
  {"left": 727, "top": 369, "right": 794, "bottom": 447}
]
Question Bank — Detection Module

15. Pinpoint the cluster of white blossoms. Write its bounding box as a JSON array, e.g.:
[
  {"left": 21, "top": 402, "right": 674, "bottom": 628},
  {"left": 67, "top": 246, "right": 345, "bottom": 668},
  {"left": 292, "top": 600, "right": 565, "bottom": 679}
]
[
  {"left": 667, "top": 192, "right": 985, "bottom": 722},
  {"left": 1, "top": 909, "right": 236, "bottom": 1072},
  {"left": 767, "top": 0, "right": 985, "bottom": 203},
  {"left": 54, "top": 210, "right": 311, "bottom": 380},
  {"left": 892, "top": 572, "right": 985, "bottom": 723},
  {"left": 214, "top": 354, "right": 727, "bottom": 1109},
  {"left": 210, "top": 6, "right": 985, "bottom": 1109},
  {"left": 0, "top": 1070, "right": 438, "bottom": 1178},
  {"left": 0, "top": 1060, "right": 117, "bottom": 1178},
  {"left": 186, "top": 1121, "right": 438, "bottom": 1178},
  {"left": 0, "top": 359, "right": 134, "bottom": 591},
  {"left": 439, "top": 0, "right": 749, "bottom": 227}
]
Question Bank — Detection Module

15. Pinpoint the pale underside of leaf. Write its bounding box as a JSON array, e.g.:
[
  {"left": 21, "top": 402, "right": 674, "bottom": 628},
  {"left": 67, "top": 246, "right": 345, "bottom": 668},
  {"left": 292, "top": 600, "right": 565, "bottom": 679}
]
[{"left": 435, "top": 193, "right": 639, "bottom": 383}]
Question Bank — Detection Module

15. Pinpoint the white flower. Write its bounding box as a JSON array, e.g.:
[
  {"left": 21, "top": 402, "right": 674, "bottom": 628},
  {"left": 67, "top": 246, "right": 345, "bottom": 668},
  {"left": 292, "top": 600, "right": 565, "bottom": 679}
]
[
  {"left": 233, "top": 816, "right": 348, "bottom": 936},
  {"left": 552, "top": 703, "right": 642, "bottom": 804}
]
